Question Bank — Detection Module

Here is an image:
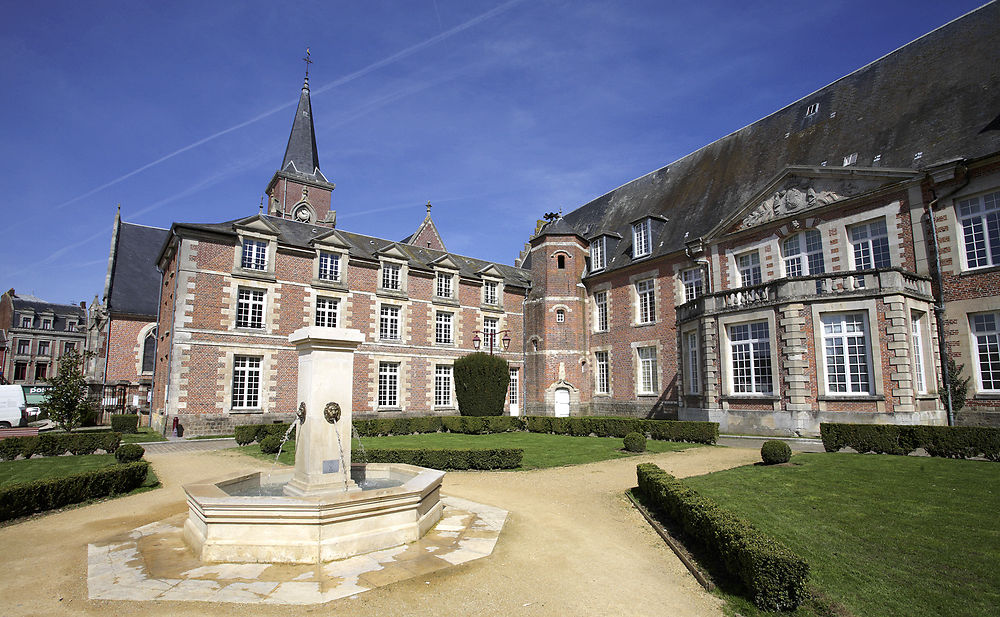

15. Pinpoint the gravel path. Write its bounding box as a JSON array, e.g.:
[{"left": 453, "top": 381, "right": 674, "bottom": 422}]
[{"left": 0, "top": 445, "right": 759, "bottom": 616}]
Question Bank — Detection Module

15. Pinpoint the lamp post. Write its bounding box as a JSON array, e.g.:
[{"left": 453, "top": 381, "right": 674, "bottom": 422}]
[{"left": 471, "top": 329, "right": 512, "bottom": 355}]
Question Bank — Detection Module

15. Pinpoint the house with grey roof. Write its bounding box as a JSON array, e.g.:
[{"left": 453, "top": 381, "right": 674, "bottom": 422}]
[{"left": 0, "top": 289, "right": 87, "bottom": 386}]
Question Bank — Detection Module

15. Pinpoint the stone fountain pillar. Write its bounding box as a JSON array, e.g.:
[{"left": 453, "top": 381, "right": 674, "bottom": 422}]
[{"left": 283, "top": 326, "right": 365, "bottom": 499}]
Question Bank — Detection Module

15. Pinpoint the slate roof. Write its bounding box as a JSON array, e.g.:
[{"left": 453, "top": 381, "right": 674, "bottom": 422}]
[
  {"left": 107, "top": 222, "right": 171, "bottom": 317},
  {"left": 170, "top": 215, "right": 532, "bottom": 289},
  {"left": 537, "top": 2, "right": 1000, "bottom": 274},
  {"left": 279, "top": 77, "right": 328, "bottom": 183},
  {"left": 11, "top": 295, "right": 86, "bottom": 330}
]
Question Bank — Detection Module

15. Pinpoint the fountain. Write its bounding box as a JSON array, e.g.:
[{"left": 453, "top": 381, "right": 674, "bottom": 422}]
[{"left": 182, "top": 326, "right": 444, "bottom": 564}]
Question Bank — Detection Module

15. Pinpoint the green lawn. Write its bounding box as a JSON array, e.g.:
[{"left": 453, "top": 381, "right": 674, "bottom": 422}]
[
  {"left": 238, "top": 432, "right": 698, "bottom": 469},
  {"left": 0, "top": 454, "right": 121, "bottom": 488},
  {"left": 683, "top": 453, "right": 1000, "bottom": 617},
  {"left": 121, "top": 427, "right": 167, "bottom": 443}
]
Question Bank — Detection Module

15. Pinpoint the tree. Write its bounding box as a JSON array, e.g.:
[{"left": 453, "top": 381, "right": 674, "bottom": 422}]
[
  {"left": 453, "top": 352, "right": 510, "bottom": 416},
  {"left": 941, "top": 356, "right": 970, "bottom": 412},
  {"left": 45, "top": 349, "right": 94, "bottom": 432}
]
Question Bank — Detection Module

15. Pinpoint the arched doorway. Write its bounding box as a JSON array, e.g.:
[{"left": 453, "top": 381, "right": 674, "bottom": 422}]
[{"left": 554, "top": 387, "right": 570, "bottom": 417}]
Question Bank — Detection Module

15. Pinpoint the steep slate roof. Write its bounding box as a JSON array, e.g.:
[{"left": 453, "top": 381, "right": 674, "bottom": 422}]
[
  {"left": 279, "top": 77, "right": 328, "bottom": 183},
  {"left": 107, "top": 222, "right": 171, "bottom": 317},
  {"left": 12, "top": 295, "right": 86, "bottom": 330},
  {"left": 552, "top": 2, "right": 1000, "bottom": 275},
  {"left": 170, "top": 215, "right": 531, "bottom": 289}
]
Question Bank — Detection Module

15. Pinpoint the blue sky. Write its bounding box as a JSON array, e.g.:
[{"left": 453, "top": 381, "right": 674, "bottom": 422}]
[{"left": 0, "top": 0, "right": 987, "bottom": 305}]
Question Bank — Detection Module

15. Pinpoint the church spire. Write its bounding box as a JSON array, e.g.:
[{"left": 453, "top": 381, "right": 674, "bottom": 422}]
[{"left": 280, "top": 50, "right": 321, "bottom": 178}]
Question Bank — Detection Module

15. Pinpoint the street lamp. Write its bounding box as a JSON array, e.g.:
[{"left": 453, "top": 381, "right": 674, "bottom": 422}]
[{"left": 472, "top": 329, "right": 512, "bottom": 355}]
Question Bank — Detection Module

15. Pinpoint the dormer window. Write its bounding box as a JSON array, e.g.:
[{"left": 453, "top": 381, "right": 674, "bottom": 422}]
[
  {"left": 66, "top": 320, "right": 77, "bottom": 331},
  {"left": 483, "top": 281, "right": 498, "bottom": 305},
  {"left": 241, "top": 239, "right": 268, "bottom": 271},
  {"left": 806, "top": 102, "right": 820, "bottom": 116},
  {"left": 436, "top": 273, "right": 453, "bottom": 298},
  {"left": 318, "top": 252, "right": 340, "bottom": 282},
  {"left": 382, "top": 263, "right": 401, "bottom": 290},
  {"left": 590, "top": 236, "right": 606, "bottom": 271},
  {"left": 41, "top": 319, "right": 52, "bottom": 330},
  {"left": 633, "top": 220, "right": 651, "bottom": 258},
  {"left": 20, "top": 316, "right": 30, "bottom": 328}
]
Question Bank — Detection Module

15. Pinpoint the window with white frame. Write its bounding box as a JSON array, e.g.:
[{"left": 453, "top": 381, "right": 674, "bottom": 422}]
[
  {"left": 381, "top": 262, "right": 401, "bottom": 290},
  {"left": 737, "top": 251, "right": 762, "bottom": 287},
  {"left": 636, "top": 279, "right": 655, "bottom": 324},
  {"left": 971, "top": 312, "right": 1000, "bottom": 391},
  {"left": 509, "top": 368, "right": 519, "bottom": 405},
  {"left": 378, "top": 362, "right": 399, "bottom": 407},
  {"left": 483, "top": 316, "right": 498, "bottom": 343},
  {"left": 66, "top": 320, "right": 77, "bottom": 331},
  {"left": 236, "top": 288, "right": 265, "bottom": 329},
  {"left": 434, "top": 365, "right": 452, "bottom": 407},
  {"left": 231, "top": 355, "right": 262, "bottom": 409},
  {"left": 729, "top": 321, "right": 773, "bottom": 394},
  {"left": 41, "top": 319, "right": 51, "bottom": 330},
  {"left": 483, "top": 280, "right": 498, "bottom": 305},
  {"left": 16, "top": 340, "right": 29, "bottom": 354},
  {"left": 595, "top": 351, "right": 609, "bottom": 395},
  {"left": 850, "top": 219, "right": 890, "bottom": 270},
  {"left": 637, "top": 346, "right": 658, "bottom": 395},
  {"left": 37, "top": 341, "right": 50, "bottom": 356},
  {"left": 685, "top": 331, "right": 699, "bottom": 395},
  {"left": 20, "top": 316, "right": 30, "bottom": 328},
  {"left": 315, "top": 297, "right": 338, "bottom": 327},
  {"left": 912, "top": 312, "right": 927, "bottom": 394},
  {"left": 821, "top": 313, "right": 872, "bottom": 395},
  {"left": 783, "top": 230, "right": 825, "bottom": 276},
  {"left": 435, "top": 312, "right": 453, "bottom": 344},
  {"left": 241, "top": 239, "right": 268, "bottom": 271},
  {"left": 632, "top": 220, "right": 651, "bottom": 258},
  {"left": 318, "top": 252, "right": 340, "bottom": 281},
  {"left": 590, "top": 236, "right": 606, "bottom": 271},
  {"left": 681, "top": 268, "right": 704, "bottom": 302},
  {"left": 594, "top": 291, "right": 608, "bottom": 332},
  {"left": 436, "top": 272, "right": 453, "bottom": 298},
  {"left": 379, "top": 305, "right": 401, "bottom": 341},
  {"left": 556, "top": 309, "right": 565, "bottom": 323},
  {"left": 141, "top": 333, "right": 154, "bottom": 372},
  {"left": 958, "top": 190, "right": 1000, "bottom": 269}
]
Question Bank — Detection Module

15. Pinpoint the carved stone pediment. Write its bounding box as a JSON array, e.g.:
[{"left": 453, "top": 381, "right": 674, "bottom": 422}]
[{"left": 739, "top": 176, "right": 885, "bottom": 230}]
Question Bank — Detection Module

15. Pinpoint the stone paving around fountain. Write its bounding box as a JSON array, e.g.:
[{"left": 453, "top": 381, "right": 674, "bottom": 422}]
[{"left": 88, "top": 495, "right": 506, "bottom": 605}]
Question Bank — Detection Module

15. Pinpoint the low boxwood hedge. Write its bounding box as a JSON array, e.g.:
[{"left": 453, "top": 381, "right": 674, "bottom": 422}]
[
  {"left": 364, "top": 448, "right": 523, "bottom": 470},
  {"left": 820, "top": 423, "right": 1000, "bottom": 461},
  {"left": 526, "top": 416, "right": 718, "bottom": 444},
  {"left": 0, "top": 432, "right": 122, "bottom": 461},
  {"left": 0, "top": 461, "right": 150, "bottom": 521},
  {"left": 636, "top": 463, "right": 809, "bottom": 611},
  {"left": 110, "top": 414, "right": 139, "bottom": 434}
]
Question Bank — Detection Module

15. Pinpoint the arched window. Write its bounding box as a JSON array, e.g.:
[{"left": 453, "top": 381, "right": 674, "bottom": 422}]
[
  {"left": 783, "top": 230, "right": 825, "bottom": 277},
  {"left": 141, "top": 330, "right": 156, "bottom": 373}
]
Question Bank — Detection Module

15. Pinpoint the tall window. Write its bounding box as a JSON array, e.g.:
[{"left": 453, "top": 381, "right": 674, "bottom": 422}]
[
  {"left": 633, "top": 220, "right": 651, "bottom": 258},
  {"left": 958, "top": 190, "right": 1000, "bottom": 269},
  {"left": 37, "top": 341, "right": 50, "bottom": 356},
  {"left": 685, "top": 331, "right": 699, "bottom": 395},
  {"left": 16, "top": 340, "right": 29, "bottom": 354},
  {"left": 316, "top": 297, "right": 338, "bottom": 327},
  {"left": 436, "top": 273, "right": 453, "bottom": 298},
  {"left": 66, "top": 320, "right": 77, "bottom": 331},
  {"left": 912, "top": 312, "right": 926, "bottom": 394},
  {"left": 850, "top": 219, "right": 890, "bottom": 270},
  {"left": 241, "top": 239, "right": 268, "bottom": 271},
  {"left": 637, "top": 347, "right": 658, "bottom": 395},
  {"left": 231, "top": 356, "right": 261, "bottom": 409},
  {"left": 434, "top": 365, "right": 452, "bottom": 407},
  {"left": 379, "top": 305, "right": 400, "bottom": 341},
  {"left": 729, "top": 322, "right": 773, "bottom": 394},
  {"left": 821, "top": 313, "right": 872, "bottom": 394},
  {"left": 34, "top": 363, "right": 47, "bottom": 380},
  {"left": 381, "top": 263, "right": 401, "bottom": 290},
  {"left": 318, "top": 252, "right": 340, "bottom": 281},
  {"left": 141, "top": 331, "right": 156, "bottom": 373},
  {"left": 378, "top": 362, "right": 399, "bottom": 407},
  {"left": 41, "top": 319, "right": 52, "bottom": 330},
  {"left": 556, "top": 309, "right": 565, "bottom": 323},
  {"left": 236, "top": 288, "right": 265, "bottom": 329},
  {"left": 636, "top": 279, "right": 655, "bottom": 324},
  {"left": 595, "top": 351, "right": 609, "bottom": 394},
  {"left": 594, "top": 291, "right": 608, "bottom": 332},
  {"left": 971, "top": 313, "right": 1000, "bottom": 391},
  {"left": 483, "top": 281, "right": 498, "bottom": 305},
  {"left": 20, "top": 316, "right": 30, "bottom": 328},
  {"left": 783, "top": 230, "right": 825, "bottom": 276},
  {"left": 435, "top": 312, "right": 453, "bottom": 344},
  {"left": 509, "top": 368, "right": 519, "bottom": 406},
  {"left": 64, "top": 341, "right": 77, "bottom": 355},
  {"left": 681, "top": 268, "right": 704, "bottom": 302},
  {"left": 483, "top": 316, "right": 498, "bottom": 342},
  {"left": 591, "top": 236, "right": 606, "bottom": 271},
  {"left": 737, "top": 251, "right": 762, "bottom": 287},
  {"left": 13, "top": 363, "right": 27, "bottom": 381}
]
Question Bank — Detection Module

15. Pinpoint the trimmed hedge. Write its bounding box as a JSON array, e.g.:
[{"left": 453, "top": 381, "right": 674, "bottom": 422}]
[
  {"left": 364, "top": 448, "right": 523, "bottom": 470},
  {"left": 760, "top": 440, "right": 791, "bottom": 465},
  {"left": 819, "top": 423, "right": 1000, "bottom": 461},
  {"left": 110, "top": 414, "right": 140, "bottom": 434},
  {"left": 454, "top": 352, "right": 510, "bottom": 416},
  {"left": 0, "top": 432, "right": 122, "bottom": 461},
  {"left": 636, "top": 463, "right": 809, "bottom": 610},
  {"left": 526, "top": 416, "right": 718, "bottom": 444},
  {"left": 0, "top": 461, "right": 150, "bottom": 521},
  {"left": 623, "top": 432, "right": 646, "bottom": 452},
  {"left": 115, "top": 443, "right": 145, "bottom": 463},
  {"left": 259, "top": 434, "right": 283, "bottom": 455}
]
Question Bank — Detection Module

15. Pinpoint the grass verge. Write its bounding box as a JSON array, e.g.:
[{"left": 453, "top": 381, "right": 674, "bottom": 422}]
[{"left": 121, "top": 427, "right": 167, "bottom": 443}]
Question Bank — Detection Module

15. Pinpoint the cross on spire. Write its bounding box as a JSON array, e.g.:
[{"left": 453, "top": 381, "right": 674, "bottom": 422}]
[
  {"left": 426, "top": 201, "right": 432, "bottom": 215},
  {"left": 303, "top": 47, "right": 313, "bottom": 78}
]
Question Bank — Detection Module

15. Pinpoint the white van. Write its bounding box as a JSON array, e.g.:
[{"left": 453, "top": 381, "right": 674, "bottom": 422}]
[{"left": 0, "top": 385, "right": 27, "bottom": 428}]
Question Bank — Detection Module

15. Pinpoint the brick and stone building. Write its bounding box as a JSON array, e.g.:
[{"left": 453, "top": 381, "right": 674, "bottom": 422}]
[{"left": 0, "top": 289, "right": 87, "bottom": 385}]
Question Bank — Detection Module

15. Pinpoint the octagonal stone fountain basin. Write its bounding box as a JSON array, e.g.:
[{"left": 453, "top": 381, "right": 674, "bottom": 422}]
[{"left": 183, "top": 463, "right": 444, "bottom": 564}]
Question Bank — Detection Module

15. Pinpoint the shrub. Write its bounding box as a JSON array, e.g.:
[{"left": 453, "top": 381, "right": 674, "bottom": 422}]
[
  {"left": 68, "top": 433, "right": 100, "bottom": 455},
  {"left": 110, "top": 414, "right": 140, "bottom": 434},
  {"left": 37, "top": 434, "right": 66, "bottom": 457},
  {"left": 941, "top": 356, "right": 971, "bottom": 411},
  {"left": 454, "top": 353, "right": 509, "bottom": 416},
  {"left": 0, "top": 461, "right": 149, "bottom": 522},
  {"left": 0, "top": 438, "right": 22, "bottom": 461},
  {"left": 259, "top": 434, "right": 283, "bottom": 455},
  {"left": 636, "top": 463, "right": 809, "bottom": 610},
  {"left": 523, "top": 417, "right": 718, "bottom": 444},
  {"left": 234, "top": 424, "right": 259, "bottom": 445},
  {"left": 115, "top": 443, "right": 145, "bottom": 463},
  {"left": 101, "top": 432, "right": 122, "bottom": 454},
  {"left": 760, "top": 440, "right": 791, "bottom": 464},
  {"left": 820, "top": 423, "right": 1000, "bottom": 460},
  {"left": 623, "top": 432, "right": 646, "bottom": 452},
  {"left": 364, "top": 448, "right": 522, "bottom": 470}
]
